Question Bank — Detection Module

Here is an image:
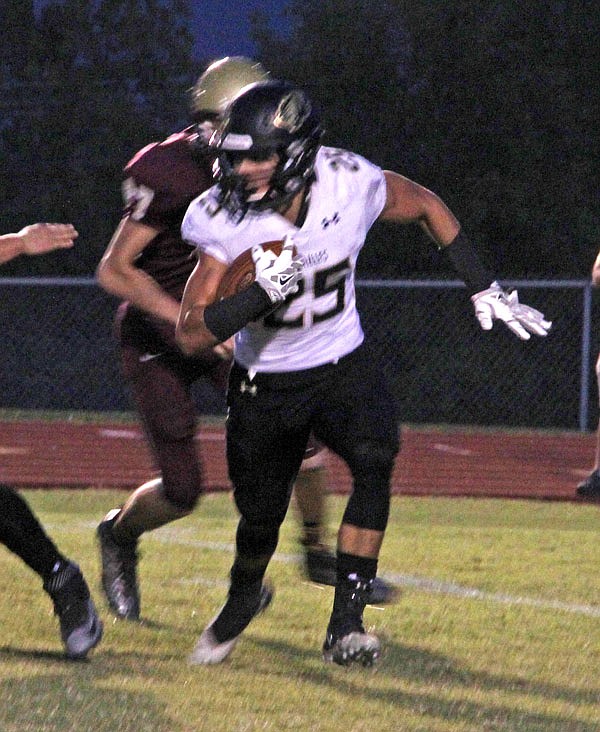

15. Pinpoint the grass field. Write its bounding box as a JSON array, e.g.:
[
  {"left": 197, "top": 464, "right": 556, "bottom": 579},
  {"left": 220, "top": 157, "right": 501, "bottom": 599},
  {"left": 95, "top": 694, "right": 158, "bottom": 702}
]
[{"left": 1, "top": 490, "right": 599, "bottom": 732}]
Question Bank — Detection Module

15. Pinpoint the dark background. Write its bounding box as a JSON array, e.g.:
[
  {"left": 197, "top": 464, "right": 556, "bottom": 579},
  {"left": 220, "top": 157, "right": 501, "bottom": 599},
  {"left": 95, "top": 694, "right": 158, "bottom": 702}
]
[{"left": 1, "top": 0, "right": 598, "bottom": 281}]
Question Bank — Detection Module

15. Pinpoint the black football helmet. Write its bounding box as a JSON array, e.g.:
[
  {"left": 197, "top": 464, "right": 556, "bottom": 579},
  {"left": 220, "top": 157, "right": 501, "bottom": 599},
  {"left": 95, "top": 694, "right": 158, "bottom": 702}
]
[{"left": 210, "top": 80, "right": 324, "bottom": 218}]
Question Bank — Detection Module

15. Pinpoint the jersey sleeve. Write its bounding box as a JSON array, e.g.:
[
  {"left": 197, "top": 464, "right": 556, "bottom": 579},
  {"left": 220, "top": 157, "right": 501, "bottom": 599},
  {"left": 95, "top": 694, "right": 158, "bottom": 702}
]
[
  {"left": 318, "top": 147, "right": 387, "bottom": 229},
  {"left": 363, "top": 161, "right": 387, "bottom": 226},
  {"left": 347, "top": 151, "right": 387, "bottom": 228}
]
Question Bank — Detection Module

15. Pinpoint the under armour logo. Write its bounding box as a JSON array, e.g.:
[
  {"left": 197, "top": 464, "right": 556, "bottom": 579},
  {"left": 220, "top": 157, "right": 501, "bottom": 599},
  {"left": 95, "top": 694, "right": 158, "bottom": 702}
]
[
  {"left": 240, "top": 379, "right": 257, "bottom": 396},
  {"left": 321, "top": 212, "right": 340, "bottom": 228}
]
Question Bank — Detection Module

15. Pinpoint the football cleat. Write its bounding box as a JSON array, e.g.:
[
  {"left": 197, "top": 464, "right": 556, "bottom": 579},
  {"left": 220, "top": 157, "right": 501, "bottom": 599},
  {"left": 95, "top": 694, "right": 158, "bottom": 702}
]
[
  {"left": 97, "top": 509, "right": 140, "bottom": 620},
  {"left": 576, "top": 470, "right": 600, "bottom": 499},
  {"left": 44, "top": 561, "right": 103, "bottom": 659},
  {"left": 304, "top": 544, "right": 337, "bottom": 585},
  {"left": 323, "top": 574, "right": 381, "bottom": 667},
  {"left": 322, "top": 629, "right": 381, "bottom": 667},
  {"left": 189, "top": 582, "right": 273, "bottom": 665},
  {"left": 304, "top": 545, "right": 399, "bottom": 604},
  {"left": 370, "top": 577, "right": 400, "bottom": 605}
]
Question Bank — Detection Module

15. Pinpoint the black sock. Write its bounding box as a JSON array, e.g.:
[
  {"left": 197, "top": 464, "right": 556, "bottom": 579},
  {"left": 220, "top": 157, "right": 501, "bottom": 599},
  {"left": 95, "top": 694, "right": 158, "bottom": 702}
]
[
  {"left": 212, "top": 579, "right": 265, "bottom": 643},
  {"left": 336, "top": 552, "right": 377, "bottom": 584}
]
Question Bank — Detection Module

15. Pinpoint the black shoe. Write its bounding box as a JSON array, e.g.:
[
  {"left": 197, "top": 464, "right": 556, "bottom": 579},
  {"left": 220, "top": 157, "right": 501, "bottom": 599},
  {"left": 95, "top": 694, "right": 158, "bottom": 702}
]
[
  {"left": 44, "top": 561, "right": 103, "bottom": 659},
  {"left": 576, "top": 470, "right": 600, "bottom": 499},
  {"left": 189, "top": 582, "right": 274, "bottom": 665},
  {"left": 304, "top": 545, "right": 399, "bottom": 605},
  {"left": 97, "top": 509, "right": 140, "bottom": 620},
  {"left": 371, "top": 577, "right": 399, "bottom": 604},
  {"left": 323, "top": 575, "right": 381, "bottom": 667},
  {"left": 304, "top": 544, "right": 337, "bottom": 585}
]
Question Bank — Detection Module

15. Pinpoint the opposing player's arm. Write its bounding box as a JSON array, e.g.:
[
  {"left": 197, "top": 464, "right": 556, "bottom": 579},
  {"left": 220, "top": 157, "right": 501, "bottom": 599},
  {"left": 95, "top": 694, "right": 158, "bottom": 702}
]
[
  {"left": 0, "top": 223, "right": 77, "bottom": 265},
  {"left": 96, "top": 217, "right": 181, "bottom": 326}
]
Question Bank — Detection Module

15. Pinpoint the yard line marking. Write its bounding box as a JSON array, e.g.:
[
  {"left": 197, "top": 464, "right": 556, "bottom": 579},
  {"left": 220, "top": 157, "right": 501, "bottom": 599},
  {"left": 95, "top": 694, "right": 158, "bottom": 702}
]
[
  {"left": 72, "top": 524, "right": 600, "bottom": 618},
  {"left": 146, "top": 532, "right": 600, "bottom": 618},
  {"left": 387, "top": 573, "right": 600, "bottom": 617}
]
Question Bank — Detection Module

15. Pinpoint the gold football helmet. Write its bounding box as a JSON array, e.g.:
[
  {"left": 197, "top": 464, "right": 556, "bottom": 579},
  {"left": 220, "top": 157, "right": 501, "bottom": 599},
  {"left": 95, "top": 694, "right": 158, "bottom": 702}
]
[{"left": 190, "top": 56, "right": 269, "bottom": 119}]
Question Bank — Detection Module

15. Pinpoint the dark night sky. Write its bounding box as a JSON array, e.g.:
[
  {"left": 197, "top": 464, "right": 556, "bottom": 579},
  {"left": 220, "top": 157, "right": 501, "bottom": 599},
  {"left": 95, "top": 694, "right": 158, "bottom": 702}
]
[
  {"left": 191, "top": 0, "right": 289, "bottom": 61},
  {"left": 33, "top": 1, "right": 289, "bottom": 61}
]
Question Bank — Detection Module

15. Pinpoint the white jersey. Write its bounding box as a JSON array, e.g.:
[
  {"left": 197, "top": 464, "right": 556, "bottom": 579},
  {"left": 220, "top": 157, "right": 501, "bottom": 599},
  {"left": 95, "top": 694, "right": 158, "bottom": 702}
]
[{"left": 181, "top": 146, "right": 387, "bottom": 372}]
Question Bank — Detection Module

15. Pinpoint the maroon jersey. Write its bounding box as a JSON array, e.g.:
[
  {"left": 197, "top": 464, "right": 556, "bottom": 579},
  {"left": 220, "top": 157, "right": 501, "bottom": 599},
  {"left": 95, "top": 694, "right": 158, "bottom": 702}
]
[{"left": 122, "top": 127, "right": 214, "bottom": 300}]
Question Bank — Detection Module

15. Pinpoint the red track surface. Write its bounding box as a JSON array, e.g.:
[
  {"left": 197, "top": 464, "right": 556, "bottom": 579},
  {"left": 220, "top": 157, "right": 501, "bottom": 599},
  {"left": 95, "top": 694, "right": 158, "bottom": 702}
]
[{"left": 0, "top": 419, "right": 596, "bottom": 501}]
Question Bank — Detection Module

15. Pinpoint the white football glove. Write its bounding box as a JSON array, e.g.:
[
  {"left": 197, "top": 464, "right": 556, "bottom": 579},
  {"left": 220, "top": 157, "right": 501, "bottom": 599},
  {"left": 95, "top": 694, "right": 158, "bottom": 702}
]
[
  {"left": 252, "top": 236, "right": 303, "bottom": 305},
  {"left": 471, "top": 282, "right": 552, "bottom": 340}
]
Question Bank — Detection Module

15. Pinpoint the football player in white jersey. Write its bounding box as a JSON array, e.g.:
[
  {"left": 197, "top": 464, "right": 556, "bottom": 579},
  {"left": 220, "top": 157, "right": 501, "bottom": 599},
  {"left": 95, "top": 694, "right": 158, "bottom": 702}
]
[{"left": 176, "top": 80, "right": 551, "bottom": 667}]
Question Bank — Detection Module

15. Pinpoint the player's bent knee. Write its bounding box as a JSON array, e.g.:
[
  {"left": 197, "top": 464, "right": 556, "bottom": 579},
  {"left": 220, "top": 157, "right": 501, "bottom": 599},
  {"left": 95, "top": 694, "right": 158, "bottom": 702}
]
[
  {"left": 159, "top": 480, "right": 202, "bottom": 513},
  {"left": 342, "top": 440, "right": 397, "bottom": 531},
  {"left": 346, "top": 440, "right": 398, "bottom": 476},
  {"left": 236, "top": 517, "right": 280, "bottom": 557}
]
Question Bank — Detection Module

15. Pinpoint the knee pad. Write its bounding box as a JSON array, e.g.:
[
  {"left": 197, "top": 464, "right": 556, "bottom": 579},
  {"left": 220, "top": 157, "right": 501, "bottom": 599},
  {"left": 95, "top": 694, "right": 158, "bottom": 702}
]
[
  {"left": 161, "top": 462, "right": 203, "bottom": 511},
  {"left": 343, "top": 441, "right": 398, "bottom": 531},
  {"left": 235, "top": 517, "right": 280, "bottom": 558}
]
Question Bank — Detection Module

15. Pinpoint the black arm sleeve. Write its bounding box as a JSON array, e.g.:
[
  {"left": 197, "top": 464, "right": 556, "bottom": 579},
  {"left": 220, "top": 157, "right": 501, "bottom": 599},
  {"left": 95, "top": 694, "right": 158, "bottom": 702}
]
[
  {"left": 203, "top": 282, "right": 273, "bottom": 343},
  {"left": 443, "top": 230, "right": 495, "bottom": 294}
]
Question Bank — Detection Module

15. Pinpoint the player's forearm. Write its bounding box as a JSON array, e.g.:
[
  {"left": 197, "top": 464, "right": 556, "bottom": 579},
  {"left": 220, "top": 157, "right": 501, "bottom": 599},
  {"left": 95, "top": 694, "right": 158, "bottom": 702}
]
[
  {"left": 412, "top": 189, "right": 494, "bottom": 293},
  {"left": 177, "top": 282, "right": 273, "bottom": 355},
  {"left": 0, "top": 233, "right": 26, "bottom": 265},
  {"left": 96, "top": 264, "right": 180, "bottom": 325}
]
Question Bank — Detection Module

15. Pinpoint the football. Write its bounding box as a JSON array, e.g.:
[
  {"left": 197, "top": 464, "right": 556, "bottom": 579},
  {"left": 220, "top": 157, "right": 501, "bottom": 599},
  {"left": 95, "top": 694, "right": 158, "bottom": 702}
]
[{"left": 216, "top": 240, "right": 289, "bottom": 300}]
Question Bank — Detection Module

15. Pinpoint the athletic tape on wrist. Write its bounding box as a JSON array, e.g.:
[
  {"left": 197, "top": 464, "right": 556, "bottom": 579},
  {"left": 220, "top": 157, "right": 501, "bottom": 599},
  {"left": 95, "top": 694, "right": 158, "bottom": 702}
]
[
  {"left": 204, "top": 282, "right": 273, "bottom": 343},
  {"left": 444, "top": 230, "right": 494, "bottom": 294}
]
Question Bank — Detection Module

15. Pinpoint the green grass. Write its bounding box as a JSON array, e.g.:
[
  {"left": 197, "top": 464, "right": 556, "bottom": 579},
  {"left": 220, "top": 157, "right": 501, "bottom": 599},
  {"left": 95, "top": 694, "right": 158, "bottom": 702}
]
[{"left": 1, "top": 490, "right": 599, "bottom": 732}]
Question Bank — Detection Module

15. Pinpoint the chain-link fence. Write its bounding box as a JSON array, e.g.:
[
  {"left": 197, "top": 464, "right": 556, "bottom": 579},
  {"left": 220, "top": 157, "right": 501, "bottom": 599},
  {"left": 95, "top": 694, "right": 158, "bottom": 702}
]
[{"left": 1, "top": 277, "right": 597, "bottom": 430}]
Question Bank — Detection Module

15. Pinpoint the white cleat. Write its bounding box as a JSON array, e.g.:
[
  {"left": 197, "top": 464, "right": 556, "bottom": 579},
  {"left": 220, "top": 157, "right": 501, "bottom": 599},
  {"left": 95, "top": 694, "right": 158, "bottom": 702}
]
[
  {"left": 189, "top": 583, "right": 273, "bottom": 666},
  {"left": 189, "top": 625, "right": 240, "bottom": 665}
]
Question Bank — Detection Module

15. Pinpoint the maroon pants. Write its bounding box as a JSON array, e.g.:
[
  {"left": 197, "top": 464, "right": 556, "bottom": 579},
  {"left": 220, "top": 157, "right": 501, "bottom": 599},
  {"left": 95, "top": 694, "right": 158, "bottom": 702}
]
[{"left": 116, "top": 304, "right": 230, "bottom": 510}]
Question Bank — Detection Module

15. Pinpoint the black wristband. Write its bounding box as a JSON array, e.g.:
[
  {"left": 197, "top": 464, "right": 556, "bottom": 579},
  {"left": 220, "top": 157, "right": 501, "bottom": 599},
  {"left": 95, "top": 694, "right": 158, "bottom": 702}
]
[
  {"left": 443, "top": 229, "right": 494, "bottom": 294},
  {"left": 203, "top": 282, "right": 273, "bottom": 343}
]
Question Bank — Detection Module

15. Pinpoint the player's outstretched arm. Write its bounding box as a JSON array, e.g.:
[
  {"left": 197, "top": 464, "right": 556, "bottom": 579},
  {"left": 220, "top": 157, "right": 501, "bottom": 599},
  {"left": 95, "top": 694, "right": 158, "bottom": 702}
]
[
  {"left": 379, "top": 171, "right": 551, "bottom": 340},
  {"left": 0, "top": 223, "right": 77, "bottom": 265}
]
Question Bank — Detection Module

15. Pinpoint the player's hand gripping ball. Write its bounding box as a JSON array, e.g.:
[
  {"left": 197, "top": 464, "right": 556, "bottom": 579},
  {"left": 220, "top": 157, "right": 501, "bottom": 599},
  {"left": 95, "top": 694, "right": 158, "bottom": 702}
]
[{"left": 216, "top": 237, "right": 301, "bottom": 303}]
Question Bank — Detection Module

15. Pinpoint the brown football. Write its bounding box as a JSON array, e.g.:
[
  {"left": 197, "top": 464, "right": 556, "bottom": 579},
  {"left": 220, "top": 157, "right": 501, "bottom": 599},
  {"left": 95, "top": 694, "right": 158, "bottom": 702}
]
[{"left": 216, "top": 240, "right": 291, "bottom": 300}]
